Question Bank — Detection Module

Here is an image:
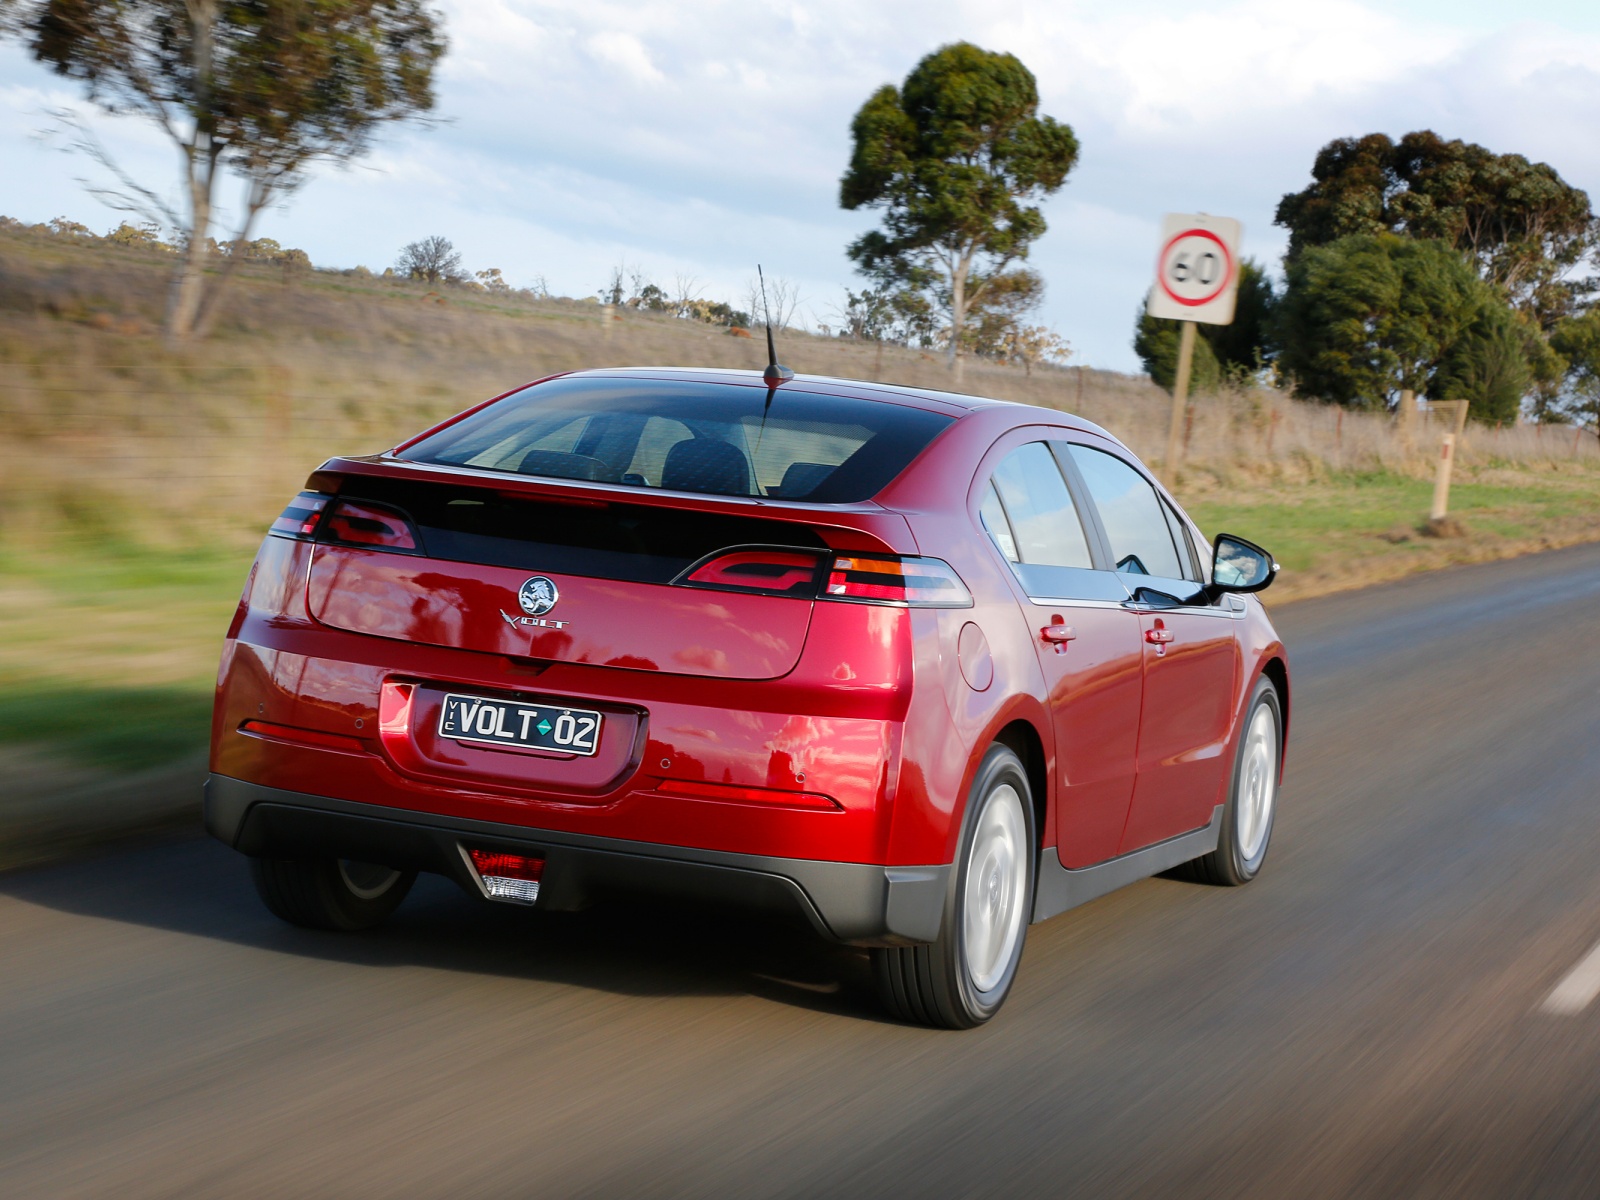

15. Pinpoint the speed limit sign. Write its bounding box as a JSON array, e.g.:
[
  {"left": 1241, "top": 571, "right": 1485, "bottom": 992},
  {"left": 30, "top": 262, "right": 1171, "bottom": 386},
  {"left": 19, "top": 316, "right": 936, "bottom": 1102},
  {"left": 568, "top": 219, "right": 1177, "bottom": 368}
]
[{"left": 1148, "top": 213, "right": 1241, "bottom": 325}]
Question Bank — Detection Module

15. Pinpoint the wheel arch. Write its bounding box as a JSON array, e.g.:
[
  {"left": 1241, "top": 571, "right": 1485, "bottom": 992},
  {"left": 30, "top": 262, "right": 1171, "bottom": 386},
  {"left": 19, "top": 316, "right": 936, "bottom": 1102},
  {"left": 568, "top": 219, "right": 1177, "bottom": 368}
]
[
  {"left": 1259, "top": 654, "right": 1290, "bottom": 778},
  {"left": 992, "top": 717, "right": 1048, "bottom": 854}
]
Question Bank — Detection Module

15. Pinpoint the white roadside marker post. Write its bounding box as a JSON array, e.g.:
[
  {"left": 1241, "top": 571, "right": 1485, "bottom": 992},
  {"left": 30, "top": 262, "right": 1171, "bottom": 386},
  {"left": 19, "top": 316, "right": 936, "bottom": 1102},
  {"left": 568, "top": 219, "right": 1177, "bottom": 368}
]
[{"left": 1431, "top": 432, "right": 1455, "bottom": 521}]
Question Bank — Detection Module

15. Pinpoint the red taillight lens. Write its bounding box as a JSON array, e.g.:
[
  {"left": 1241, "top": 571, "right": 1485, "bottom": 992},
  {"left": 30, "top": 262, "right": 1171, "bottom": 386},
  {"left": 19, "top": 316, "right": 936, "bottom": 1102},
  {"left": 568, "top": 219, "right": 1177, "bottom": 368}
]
[
  {"left": 680, "top": 547, "right": 824, "bottom": 595},
  {"left": 321, "top": 499, "right": 420, "bottom": 552},
  {"left": 468, "top": 849, "right": 545, "bottom": 881},
  {"left": 823, "top": 555, "right": 972, "bottom": 608},
  {"left": 268, "top": 490, "right": 330, "bottom": 538}
]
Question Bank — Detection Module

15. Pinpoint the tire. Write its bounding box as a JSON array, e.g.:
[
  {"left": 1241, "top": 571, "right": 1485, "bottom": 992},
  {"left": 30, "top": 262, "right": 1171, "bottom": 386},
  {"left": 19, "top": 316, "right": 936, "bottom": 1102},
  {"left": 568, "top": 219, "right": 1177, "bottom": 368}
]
[
  {"left": 1178, "top": 676, "right": 1282, "bottom": 886},
  {"left": 873, "top": 744, "right": 1035, "bottom": 1029},
  {"left": 250, "top": 856, "right": 416, "bottom": 931}
]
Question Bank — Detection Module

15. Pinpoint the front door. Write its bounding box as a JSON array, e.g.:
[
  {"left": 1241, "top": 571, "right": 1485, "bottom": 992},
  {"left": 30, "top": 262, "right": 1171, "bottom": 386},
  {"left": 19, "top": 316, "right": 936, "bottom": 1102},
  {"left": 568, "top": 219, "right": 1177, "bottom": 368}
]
[
  {"left": 1064, "top": 443, "right": 1240, "bottom": 852},
  {"left": 1124, "top": 603, "right": 1239, "bottom": 847}
]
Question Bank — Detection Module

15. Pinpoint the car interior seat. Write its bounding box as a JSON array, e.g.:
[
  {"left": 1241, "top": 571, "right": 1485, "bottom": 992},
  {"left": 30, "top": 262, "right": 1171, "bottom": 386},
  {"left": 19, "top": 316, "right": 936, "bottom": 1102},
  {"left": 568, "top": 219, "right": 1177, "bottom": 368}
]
[{"left": 660, "top": 439, "right": 751, "bottom": 495}]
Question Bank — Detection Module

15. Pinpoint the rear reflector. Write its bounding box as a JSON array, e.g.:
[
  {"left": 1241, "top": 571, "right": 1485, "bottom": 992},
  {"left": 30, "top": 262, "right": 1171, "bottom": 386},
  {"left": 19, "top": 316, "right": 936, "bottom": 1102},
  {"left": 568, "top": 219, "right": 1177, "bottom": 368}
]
[
  {"left": 654, "top": 778, "right": 841, "bottom": 810},
  {"left": 321, "top": 499, "right": 421, "bottom": 552},
  {"left": 239, "top": 720, "right": 366, "bottom": 753},
  {"left": 268, "top": 491, "right": 330, "bottom": 539},
  {"left": 824, "top": 555, "right": 972, "bottom": 607},
  {"left": 467, "top": 848, "right": 546, "bottom": 905}
]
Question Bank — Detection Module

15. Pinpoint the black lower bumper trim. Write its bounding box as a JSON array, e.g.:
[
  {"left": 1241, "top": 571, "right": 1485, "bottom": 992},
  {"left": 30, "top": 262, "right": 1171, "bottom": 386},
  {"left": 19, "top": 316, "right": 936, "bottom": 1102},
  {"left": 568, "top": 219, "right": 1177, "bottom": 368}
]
[{"left": 204, "top": 774, "right": 949, "bottom": 946}]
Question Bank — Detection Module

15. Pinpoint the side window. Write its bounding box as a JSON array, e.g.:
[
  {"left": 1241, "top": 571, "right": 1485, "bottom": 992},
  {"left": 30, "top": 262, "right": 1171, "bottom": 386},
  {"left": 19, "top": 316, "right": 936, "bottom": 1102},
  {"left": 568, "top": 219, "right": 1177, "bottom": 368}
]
[
  {"left": 979, "top": 482, "right": 1019, "bottom": 562},
  {"left": 1161, "top": 500, "right": 1200, "bottom": 582},
  {"left": 989, "top": 442, "right": 1094, "bottom": 569},
  {"left": 1067, "top": 445, "right": 1185, "bottom": 580}
]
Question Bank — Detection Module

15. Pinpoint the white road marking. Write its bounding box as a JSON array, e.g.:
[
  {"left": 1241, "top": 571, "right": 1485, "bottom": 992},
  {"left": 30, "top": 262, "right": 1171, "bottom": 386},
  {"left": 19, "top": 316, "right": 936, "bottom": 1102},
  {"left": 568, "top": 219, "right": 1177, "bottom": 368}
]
[{"left": 1540, "top": 938, "right": 1600, "bottom": 1015}]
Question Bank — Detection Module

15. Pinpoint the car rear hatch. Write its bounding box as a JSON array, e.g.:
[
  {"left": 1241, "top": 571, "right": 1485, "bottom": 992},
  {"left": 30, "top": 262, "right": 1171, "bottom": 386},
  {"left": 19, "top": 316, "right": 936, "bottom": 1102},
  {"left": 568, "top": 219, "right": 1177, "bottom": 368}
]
[
  {"left": 299, "top": 373, "right": 959, "bottom": 681},
  {"left": 305, "top": 467, "right": 842, "bottom": 679}
]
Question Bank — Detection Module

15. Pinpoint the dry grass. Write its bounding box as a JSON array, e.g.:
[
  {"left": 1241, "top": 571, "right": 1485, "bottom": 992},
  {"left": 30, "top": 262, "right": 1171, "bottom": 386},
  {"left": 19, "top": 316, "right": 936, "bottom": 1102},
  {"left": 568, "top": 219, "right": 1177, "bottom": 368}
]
[{"left": 4, "top": 223, "right": 1597, "bottom": 554}]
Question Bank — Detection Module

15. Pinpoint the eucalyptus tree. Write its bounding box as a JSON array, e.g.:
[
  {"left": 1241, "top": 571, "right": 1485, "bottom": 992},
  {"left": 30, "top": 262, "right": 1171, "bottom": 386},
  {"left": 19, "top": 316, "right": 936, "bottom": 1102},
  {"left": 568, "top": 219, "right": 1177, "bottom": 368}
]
[
  {"left": 2, "top": 0, "right": 447, "bottom": 340},
  {"left": 1276, "top": 131, "right": 1597, "bottom": 331},
  {"left": 840, "top": 42, "right": 1079, "bottom": 374}
]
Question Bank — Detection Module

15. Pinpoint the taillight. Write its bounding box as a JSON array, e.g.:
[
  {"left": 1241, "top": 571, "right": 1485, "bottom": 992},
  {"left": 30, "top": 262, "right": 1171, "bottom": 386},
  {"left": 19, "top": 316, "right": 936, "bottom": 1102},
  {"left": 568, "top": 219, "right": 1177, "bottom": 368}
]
[
  {"left": 677, "top": 546, "right": 825, "bottom": 595},
  {"left": 267, "top": 491, "right": 330, "bottom": 539},
  {"left": 824, "top": 555, "right": 972, "bottom": 607},
  {"left": 320, "top": 499, "right": 421, "bottom": 552},
  {"left": 467, "top": 848, "right": 545, "bottom": 905}
]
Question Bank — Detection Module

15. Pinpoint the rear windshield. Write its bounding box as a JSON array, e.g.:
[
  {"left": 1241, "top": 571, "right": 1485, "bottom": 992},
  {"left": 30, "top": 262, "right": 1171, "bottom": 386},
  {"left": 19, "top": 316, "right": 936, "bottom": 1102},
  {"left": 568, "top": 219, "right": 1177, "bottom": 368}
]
[{"left": 399, "top": 376, "right": 954, "bottom": 503}]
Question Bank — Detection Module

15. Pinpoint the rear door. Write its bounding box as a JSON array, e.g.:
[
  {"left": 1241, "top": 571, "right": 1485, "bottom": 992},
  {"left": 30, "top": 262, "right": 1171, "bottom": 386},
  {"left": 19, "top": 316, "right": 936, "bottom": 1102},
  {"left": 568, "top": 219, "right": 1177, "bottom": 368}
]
[
  {"left": 1064, "top": 443, "right": 1241, "bottom": 851},
  {"left": 977, "top": 440, "right": 1144, "bottom": 869}
]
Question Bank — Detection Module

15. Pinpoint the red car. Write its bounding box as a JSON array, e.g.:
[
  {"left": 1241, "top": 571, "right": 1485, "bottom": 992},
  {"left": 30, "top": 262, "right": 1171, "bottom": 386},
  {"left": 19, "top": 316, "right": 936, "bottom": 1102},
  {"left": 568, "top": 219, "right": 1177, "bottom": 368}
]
[{"left": 207, "top": 367, "right": 1287, "bottom": 1028}]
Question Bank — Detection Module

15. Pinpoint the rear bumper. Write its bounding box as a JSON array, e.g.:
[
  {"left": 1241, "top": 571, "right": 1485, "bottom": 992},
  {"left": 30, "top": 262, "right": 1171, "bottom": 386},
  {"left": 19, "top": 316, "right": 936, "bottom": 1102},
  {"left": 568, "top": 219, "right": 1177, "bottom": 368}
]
[{"left": 205, "top": 774, "right": 949, "bottom": 947}]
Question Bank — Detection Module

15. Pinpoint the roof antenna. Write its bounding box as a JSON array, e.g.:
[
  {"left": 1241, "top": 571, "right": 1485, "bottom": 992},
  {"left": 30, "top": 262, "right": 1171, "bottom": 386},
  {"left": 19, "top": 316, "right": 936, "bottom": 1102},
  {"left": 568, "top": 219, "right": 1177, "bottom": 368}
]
[{"left": 758, "top": 265, "right": 794, "bottom": 386}]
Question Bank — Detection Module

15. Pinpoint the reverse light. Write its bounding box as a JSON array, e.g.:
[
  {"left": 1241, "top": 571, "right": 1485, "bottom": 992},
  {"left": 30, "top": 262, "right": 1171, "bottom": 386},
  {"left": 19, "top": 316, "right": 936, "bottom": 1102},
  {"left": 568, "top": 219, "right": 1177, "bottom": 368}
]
[
  {"left": 467, "top": 848, "right": 546, "bottom": 905},
  {"left": 823, "top": 555, "right": 972, "bottom": 608},
  {"left": 682, "top": 547, "right": 824, "bottom": 595},
  {"left": 268, "top": 490, "right": 330, "bottom": 539},
  {"left": 320, "top": 499, "right": 421, "bottom": 552}
]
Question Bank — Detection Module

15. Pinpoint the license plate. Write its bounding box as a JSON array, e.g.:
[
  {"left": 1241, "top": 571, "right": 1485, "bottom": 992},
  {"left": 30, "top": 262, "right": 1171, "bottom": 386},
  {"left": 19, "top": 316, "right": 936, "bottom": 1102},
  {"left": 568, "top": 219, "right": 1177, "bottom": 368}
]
[{"left": 438, "top": 693, "right": 603, "bottom": 756}]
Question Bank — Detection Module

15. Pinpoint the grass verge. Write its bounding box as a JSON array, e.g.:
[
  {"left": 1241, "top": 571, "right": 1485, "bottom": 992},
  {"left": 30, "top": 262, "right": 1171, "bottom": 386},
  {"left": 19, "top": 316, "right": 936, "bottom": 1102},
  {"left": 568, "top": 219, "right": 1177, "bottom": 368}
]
[{"left": 1184, "top": 466, "right": 1600, "bottom": 601}]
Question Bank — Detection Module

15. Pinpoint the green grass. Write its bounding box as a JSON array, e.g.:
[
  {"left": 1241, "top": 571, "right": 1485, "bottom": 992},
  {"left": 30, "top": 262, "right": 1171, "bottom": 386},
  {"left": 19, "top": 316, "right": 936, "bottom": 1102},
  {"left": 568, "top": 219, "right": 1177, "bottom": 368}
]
[
  {"left": 1183, "top": 467, "right": 1600, "bottom": 578},
  {"left": 0, "top": 683, "right": 213, "bottom": 772},
  {"left": 0, "top": 538, "right": 251, "bottom": 772}
]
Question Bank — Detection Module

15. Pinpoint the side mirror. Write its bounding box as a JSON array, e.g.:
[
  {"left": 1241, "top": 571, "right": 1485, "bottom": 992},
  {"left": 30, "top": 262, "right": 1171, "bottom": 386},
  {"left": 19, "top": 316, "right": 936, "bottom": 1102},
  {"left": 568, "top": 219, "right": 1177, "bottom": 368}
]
[{"left": 1208, "top": 533, "right": 1277, "bottom": 597}]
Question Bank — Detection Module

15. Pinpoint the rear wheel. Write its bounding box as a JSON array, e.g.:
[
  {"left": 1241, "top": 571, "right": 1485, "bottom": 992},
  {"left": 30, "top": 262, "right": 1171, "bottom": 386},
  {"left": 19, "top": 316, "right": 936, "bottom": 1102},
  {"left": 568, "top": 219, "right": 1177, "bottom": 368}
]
[
  {"left": 1178, "top": 676, "right": 1282, "bottom": 886},
  {"left": 873, "top": 745, "right": 1035, "bottom": 1029},
  {"left": 250, "top": 856, "right": 416, "bottom": 931}
]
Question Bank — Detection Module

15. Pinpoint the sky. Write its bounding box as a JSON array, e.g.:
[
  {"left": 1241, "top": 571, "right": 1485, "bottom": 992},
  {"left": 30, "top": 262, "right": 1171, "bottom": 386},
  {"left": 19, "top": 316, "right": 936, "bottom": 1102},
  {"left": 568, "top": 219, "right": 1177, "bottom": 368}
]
[{"left": 2, "top": 0, "right": 1600, "bottom": 372}]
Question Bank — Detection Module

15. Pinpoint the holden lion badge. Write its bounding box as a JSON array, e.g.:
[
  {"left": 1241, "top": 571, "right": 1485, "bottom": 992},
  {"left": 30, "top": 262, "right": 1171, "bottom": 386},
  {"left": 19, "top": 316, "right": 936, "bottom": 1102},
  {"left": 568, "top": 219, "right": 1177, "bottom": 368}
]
[{"left": 519, "top": 576, "right": 559, "bottom": 615}]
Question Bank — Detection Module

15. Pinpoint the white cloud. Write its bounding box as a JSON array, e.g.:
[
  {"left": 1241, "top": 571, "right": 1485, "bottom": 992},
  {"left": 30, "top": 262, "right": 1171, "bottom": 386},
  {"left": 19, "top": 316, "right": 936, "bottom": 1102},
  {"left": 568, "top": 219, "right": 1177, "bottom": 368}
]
[{"left": 2, "top": 2, "right": 1600, "bottom": 372}]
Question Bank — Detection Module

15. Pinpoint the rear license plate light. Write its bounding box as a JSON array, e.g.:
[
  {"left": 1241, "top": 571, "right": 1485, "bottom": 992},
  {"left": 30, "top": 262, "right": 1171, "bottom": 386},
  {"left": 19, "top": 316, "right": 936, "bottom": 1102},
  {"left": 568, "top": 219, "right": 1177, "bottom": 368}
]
[{"left": 467, "top": 848, "right": 545, "bottom": 905}]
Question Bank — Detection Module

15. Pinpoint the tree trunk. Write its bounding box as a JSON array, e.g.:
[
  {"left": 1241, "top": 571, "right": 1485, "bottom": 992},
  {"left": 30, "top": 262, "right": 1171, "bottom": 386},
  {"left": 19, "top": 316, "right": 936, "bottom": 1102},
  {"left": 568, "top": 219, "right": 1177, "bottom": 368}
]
[
  {"left": 948, "top": 268, "right": 965, "bottom": 371},
  {"left": 948, "top": 252, "right": 971, "bottom": 382},
  {"left": 163, "top": 0, "right": 219, "bottom": 343},
  {"left": 164, "top": 159, "right": 212, "bottom": 341},
  {"left": 193, "top": 186, "right": 267, "bottom": 340}
]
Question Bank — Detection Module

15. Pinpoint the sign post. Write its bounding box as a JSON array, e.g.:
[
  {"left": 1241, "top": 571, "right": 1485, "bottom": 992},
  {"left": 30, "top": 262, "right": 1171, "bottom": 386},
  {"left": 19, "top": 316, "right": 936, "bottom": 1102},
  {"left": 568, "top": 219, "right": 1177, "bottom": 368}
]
[{"left": 1149, "top": 213, "right": 1242, "bottom": 470}]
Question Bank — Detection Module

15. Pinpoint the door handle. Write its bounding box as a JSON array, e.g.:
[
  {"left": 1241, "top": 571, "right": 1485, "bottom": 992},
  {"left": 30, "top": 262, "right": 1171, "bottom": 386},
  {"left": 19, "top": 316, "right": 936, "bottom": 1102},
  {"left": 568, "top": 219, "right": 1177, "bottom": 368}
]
[
  {"left": 1040, "top": 623, "right": 1076, "bottom": 644},
  {"left": 1144, "top": 627, "right": 1174, "bottom": 644}
]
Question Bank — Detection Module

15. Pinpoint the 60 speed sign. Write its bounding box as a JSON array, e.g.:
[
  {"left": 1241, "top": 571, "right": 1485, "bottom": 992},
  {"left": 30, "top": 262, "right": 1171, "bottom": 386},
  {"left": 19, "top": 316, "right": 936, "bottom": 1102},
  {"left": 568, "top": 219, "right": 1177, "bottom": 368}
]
[{"left": 1148, "top": 213, "right": 1241, "bottom": 326}]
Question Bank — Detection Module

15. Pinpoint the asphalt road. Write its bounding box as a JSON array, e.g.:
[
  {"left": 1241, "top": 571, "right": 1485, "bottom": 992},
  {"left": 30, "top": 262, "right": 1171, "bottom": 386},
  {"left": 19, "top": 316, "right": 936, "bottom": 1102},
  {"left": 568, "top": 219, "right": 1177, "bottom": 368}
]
[{"left": 4, "top": 543, "right": 1600, "bottom": 1198}]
